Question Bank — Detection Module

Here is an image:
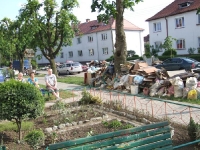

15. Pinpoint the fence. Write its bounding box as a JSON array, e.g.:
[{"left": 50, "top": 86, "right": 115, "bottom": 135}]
[{"left": 61, "top": 86, "right": 200, "bottom": 125}]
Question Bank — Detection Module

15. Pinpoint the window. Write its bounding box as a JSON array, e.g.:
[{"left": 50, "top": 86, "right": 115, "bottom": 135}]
[
  {"left": 78, "top": 50, "right": 83, "bottom": 56},
  {"left": 198, "top": 14, "right": 200, "bottom": 24},
  {"left": 102, "top": 48, "right": 108, "bottom": 55},
  {"left": 178, "top": 2, "right": 192, "bottom": 8},
  {"left": 88, "top": 36, "right": 93, "bottom": 42},
  {"left": 69, "top": 51, "right": 73, "bottom": 58},
  {"left": 89, "top": 49, "right": 94, "bottom": 56},
  {"left": 60, "top": 52, "right": 64, "bottom": 58},
  {"left": 101, "top": 33, "right": 107, "bottom": 40},
  {"left": 176, "top": 39, "right": 185, "bottom": 49},
  {"left": 153, "top": 22, "right": 161, "bottom": 32},
  {"left": 77, "top": 37, "right": 81, "bottom": 44},
  {"left": 175, "top": 17, "right": 184, "bottom": 28},
  {"left": 154, "top": 41, "right": 162, "bottom": 51}
]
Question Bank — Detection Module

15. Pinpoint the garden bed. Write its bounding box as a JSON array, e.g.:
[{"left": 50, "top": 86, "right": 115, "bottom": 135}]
[{"left": 0, "top": 101, "right": 199, "bottom": 150}]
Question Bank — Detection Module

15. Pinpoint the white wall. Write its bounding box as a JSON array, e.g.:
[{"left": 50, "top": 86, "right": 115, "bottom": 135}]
[
  {"left": 149, "top": 10, "right": 200, "bottom": 55},
  {"left": 112, "top": 30, "right": 144, "bottom": 56}
]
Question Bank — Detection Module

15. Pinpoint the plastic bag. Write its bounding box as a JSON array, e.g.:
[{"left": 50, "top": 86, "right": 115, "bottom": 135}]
[
  {"left": 133, "top": 75, "right": 144, "bottom": 84},
  {"left": 183, "top": 87, "right": 190, "bottom": 98},
  {"left": 157, "top": 87, "right": 165, "bottom": 96},
  {"left": 167, "top": 85, "right": 174, "bottom": 96},
  {"left": 186, "top": 77, "right": 198, "bottom": 90},
  {"left": 187, "top": 89, "right": 197, "bottom": 100},
  {"left": 174, "top": 86, "right": 183, "bottom": 98},
  {"left": 143, "top": 87, "right": 149, "bottom": 96}
]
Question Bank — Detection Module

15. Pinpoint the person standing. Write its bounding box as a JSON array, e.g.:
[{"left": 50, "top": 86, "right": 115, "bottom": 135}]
[{"left": 45, "top": 68, "right": 60, "bottom": 100}]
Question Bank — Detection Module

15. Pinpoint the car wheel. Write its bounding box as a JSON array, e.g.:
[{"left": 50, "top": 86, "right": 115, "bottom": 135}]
[{"left": 66, "top": 70, "right": 70, "bottom": 75}]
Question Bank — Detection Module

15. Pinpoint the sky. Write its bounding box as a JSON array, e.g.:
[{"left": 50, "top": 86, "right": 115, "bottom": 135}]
[{"left": 0, "top": 0, "right": 175, "bottom": 36}]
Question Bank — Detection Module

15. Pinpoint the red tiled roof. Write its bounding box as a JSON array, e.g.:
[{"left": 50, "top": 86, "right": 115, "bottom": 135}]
[
  {"left": 146, "top": 0, "right": 200, "bottom": 21},
  {"left": 78, "top": 18, "right": 143, "bottom": 35}
]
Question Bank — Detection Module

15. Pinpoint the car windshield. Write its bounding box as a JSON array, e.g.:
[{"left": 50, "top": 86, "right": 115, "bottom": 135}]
[
  {"left": 72, "top": 63, "right": 80, "bottom": 66},
  {"left": 183, "top": 58, "right": 195, "bottom": 63}
]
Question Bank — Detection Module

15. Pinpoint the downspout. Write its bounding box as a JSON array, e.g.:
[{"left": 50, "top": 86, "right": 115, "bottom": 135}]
[
  {"left": 165, "top": 17, "right": 169, "bottom": 37},
  {"left": 96, "top": 32, "right": 99, "bottom": 61},
  {"left": 110, "top": 27, "right": 114, "bottom": 56},
  {"left": 139, "top": 31, "right": 143, "bottom": 56}
]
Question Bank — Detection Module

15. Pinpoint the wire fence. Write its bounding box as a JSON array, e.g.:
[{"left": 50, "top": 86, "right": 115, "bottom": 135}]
[{"left": 61, "top": 86, "right": 200, "bottom": 125}]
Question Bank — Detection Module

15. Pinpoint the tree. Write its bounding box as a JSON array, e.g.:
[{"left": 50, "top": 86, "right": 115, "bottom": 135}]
[
  {"left": 0, "top": 18, "right": 16, "bottom": 65},
  {"left": 0, "top": 80, "right": 45, "bottom": 141},
  {"left": 20, "top": 0, "right": 79, "bottom": 75},
  {"left": 161, "top": 36, "right": 176, "bottom": 58},
  {"left": 91, "top": 0, "right": 142, "bottom": 74}
]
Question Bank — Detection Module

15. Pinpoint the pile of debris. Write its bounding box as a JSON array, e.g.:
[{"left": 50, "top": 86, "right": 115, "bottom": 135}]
[{"left": 84, "top": 60, "right": 200, "bottom": 99}]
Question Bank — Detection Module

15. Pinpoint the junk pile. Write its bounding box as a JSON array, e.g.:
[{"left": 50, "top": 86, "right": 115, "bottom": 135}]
[{"left": 84, "top": 60, "right": 200, "bottom": 100}]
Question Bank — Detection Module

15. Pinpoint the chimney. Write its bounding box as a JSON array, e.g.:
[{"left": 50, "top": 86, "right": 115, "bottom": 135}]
[{"left": 86, "top": 19, "right": 90, "bottom": 23}]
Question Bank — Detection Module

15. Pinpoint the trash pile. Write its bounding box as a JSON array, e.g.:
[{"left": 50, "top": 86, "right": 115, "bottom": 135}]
[{"left": 84, "top": 60, "right": 200, "bottom": 100}]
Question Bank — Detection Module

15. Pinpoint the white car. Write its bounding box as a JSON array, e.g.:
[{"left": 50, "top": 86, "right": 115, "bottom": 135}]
[{"left": 57, "top": 62, "right": 83, "bottom": 75}]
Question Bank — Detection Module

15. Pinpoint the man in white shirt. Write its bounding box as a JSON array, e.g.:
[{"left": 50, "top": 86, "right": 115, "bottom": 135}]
[{"left": 45, "top": 68, "right": 60, "bottom": 100}]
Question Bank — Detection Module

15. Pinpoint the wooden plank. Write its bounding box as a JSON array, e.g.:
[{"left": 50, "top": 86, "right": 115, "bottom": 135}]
[
  {"left": 102, "top": 133, "right": 171, "bottom": 150},
  {"left": 48, "top": 122, "right": 169, "bottom": 150},
  {"left": 68, "top": 127, "right": 171, "bottom": 150}
]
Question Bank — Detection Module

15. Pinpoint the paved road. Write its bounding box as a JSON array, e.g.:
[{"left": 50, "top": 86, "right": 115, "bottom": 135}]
[{"left": 37, "top": 70, "right": 85, "bottom": 77}]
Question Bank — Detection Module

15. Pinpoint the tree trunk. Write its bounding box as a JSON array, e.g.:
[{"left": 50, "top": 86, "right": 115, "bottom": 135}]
[
  {"left": 16, "top": 119, "right": 22, "bottom": 141},
  {"left": 19, "top": 57, "right": 24, "bottom": 73},
  {"left": 49, "top": 58, "right": 58, "bottom": 76},
  {"left": 114, "top": 0, "right": 127, "bottom": 74}
]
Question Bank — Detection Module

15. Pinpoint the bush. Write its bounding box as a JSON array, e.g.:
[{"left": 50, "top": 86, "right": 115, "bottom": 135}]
[
  {"left": 0, "top": 80, "right": 45, "bottom": 141},
  {"left": 31, "top": 59, "right": 38, "bottom": 69},
  {"left": 188, "top": 117, "right": 200, "bottom": 141},
  {"left": 24, "top": 130, "right": 45, "bottom": 150},
  {"left": 162, "top": 50, "right": 177, "bottom": 56},
  {"left": 80, "top": 88, "right": 102, "bottom": 104}
]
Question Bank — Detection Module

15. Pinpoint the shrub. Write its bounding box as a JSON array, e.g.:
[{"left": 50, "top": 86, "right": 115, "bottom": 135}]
[
  {"left": 0, "top": 80, "right": 45, "bottom": 141},
  {"left": 188, "top": 47, "right": 196, "bottom": 54},
  {"left": 31, "top": 59, "right": 38, "bottom": 69},
  {"left": 80, "top": 88, "right": 102, "bottom": 104},
  {"left": 162, "top": 50, "right": 177, "bottom": 56},
  {"left": 24, "top": 130, "right": 45, "bottom": 150},
  {"left": 197, "top": 47, "right": 200, "bottom": 54},
  {"left": 188, "top": 117, "right": 199, "bottom": 141}
]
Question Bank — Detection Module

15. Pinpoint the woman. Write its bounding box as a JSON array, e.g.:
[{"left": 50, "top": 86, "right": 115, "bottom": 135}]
[{"left": 27, "top": 71, "right": 39, "bottom": 88}]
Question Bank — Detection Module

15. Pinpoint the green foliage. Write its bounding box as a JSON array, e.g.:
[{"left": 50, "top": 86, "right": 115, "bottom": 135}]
[
  {"left": 0, "top": 121, "right": 34, "bottom": 132},
  {"left": 24, "top": 129, "right": 45, "bottom": 150},
  {"left": 123, "top": 124, "right": 134, "bottom": 129},
  {"left": 0, "top": 80, "right": 45, "bottom": 140},
  {"left": 19, "top": 0, "right": 79, "bottom": 75},
  {"left": 51, "top": 101, "right": 66, "bottom": 110},
  {"left": 161, "top": 36, "right": 176, "bottom": 58},
  {"left": 80, "top": 88, "right": 102, "bottom": 105},
  {"left": 162, "top": 50, "right": 177, "bottom": 56},
  {"left": 198, "top": 48, "right": 200, "bottom": 54},
  {"left": 188, "top": 47, "right": 196, "bottom": 54},
  {"left": 127, "top": 50, "right": 136, "bottom": 58},
  {"left": 188, "top": 117, "right": 200, "bottom": 141},
  {"left": 31, "top": 59, "right": 38, "bottom": 69},
  {"left": 144, "top": 43, "right": 159, "bottom": 58},
  {"left": 108, "top": 120, "right": 122, "bottom": 129}
]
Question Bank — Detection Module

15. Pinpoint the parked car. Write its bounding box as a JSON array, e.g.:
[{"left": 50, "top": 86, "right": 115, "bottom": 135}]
[
  {"left": 0, "top": 68, "right": 10, "bottom": 83},
  {"left": 155, "top": 57, "right": 200, "bottom": 71},
  {"left": 57, "top": 62, "right": 83, "bottom": 75}
]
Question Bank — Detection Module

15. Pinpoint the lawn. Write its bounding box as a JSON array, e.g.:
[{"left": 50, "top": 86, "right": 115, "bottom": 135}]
[{"left": 57, "top": 76, "right": 84, "bottom": 85}]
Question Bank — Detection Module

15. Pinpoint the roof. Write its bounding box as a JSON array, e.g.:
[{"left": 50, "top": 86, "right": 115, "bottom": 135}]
[
  {"left": 77, "top": 18, "right": 143, "bottom": 35},
  {"left": 146, "top": 0, "right": 200, "bottom": 21}
]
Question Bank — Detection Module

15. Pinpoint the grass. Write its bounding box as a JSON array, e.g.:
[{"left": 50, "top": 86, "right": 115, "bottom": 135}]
[
  {"left": 0, "top": 121, "right": 34, "bottom": 132},
  {"left": 155, "top": 95, "right": 200, "bottom": 105},
  {"left": 39, "top": 84, "right": 76, "bottom": 101},
  {"left": 57, "top": 76, "right": 84, "bottom": 85}
]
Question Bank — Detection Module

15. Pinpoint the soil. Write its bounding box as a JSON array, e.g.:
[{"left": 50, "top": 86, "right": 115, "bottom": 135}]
[{"left": 1, "top": 102, "right": 200, "bottom": 150}]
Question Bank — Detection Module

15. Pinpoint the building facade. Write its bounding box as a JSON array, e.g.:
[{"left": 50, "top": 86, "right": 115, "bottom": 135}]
[
  {"left": 36, "top": 18, "right": 144, "bottom": 64},
  {"left": 146, "top": 0, "right": 200, "bottom": 55}
]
